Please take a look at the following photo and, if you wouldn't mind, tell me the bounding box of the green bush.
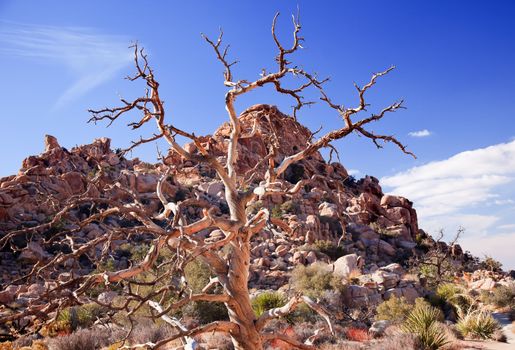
[481,255,503,272]
[182,258,228,324]
[280,200,300,215]
[290,262,342,298]
[184,258,212,293]
[182,300,228,324]
[312,240,345,260]
[51,303,106,334]
[376,296,413,324]
[246,200,263,215]
[456,309,500,339]
[484,284,515,309]
[402,303,448,349]
[251,292,286,317]
[436,283,472,314]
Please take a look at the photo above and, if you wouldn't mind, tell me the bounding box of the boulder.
[378,240,396,256]
[318,202,338,219]
[135,173,158,193]
[334,254,359,277]
[0,285,19,304]
[44,135,60,152]
[381,263,404,275]
[199,181,224,197]
[401,286,420,302]
[98,291,118,304]
[369,320,391,338]
[62,171,84,194]
[18,242,51,263]
[372,270,400,289]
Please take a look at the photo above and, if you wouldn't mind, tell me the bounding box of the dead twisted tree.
[0,13,414,349]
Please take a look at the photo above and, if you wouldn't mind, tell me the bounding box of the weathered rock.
[18,242,51,263]
[334,254,359,277]
[62,171,84,194]
[135,173,158,193]
[98,291,118,304]
[369,320,391,338]
[305,251,317,264]
[275,244,289,257]
[401,286,419,302]
[44,135,60,152]
[318,202,338,219]
[0,285,19,304]
[199,181,224,197]
[378,240,396,256]
[372,270,400,289]
[382,263,404,275]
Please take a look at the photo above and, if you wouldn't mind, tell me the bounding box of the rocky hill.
[1,104,513,348]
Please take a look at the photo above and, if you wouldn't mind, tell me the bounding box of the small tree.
[0,13,413,349]
[411,228,464,288]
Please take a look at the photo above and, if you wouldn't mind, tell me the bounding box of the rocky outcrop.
[0,104,491,303]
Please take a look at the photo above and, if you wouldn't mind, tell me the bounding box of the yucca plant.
[456,309,500,339]
[251,291,286,317]
[402,303,449,350]
[436,283,473,315]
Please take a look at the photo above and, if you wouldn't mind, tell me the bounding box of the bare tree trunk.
[224,238,265,350]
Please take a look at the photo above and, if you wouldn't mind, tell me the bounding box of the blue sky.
[0,1,514,268]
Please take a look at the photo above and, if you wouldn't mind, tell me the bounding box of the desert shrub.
[182,258,228,323]
[484,284,515,309]
[49,303,106,334]
[481,255,502,272]
[436,283,472,314]
[312,240,345,260]
[456,309,500,339]
[376,296,413,324]
[345,327,370,342]
[245,200,263,215]
[271,205,283,219]
[182,301,228,324]
[402,303,449,349]
[290,262,341,298]
[118,243,150,263]
[369,332,421,350]
[46,328,116,350]
[251,292,286,317]
[280,200,300,215]
[184,258,211,293]
[129,322,174,345]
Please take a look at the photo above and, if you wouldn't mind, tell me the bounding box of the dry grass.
[46,328,118,350]
[369,332,421,350]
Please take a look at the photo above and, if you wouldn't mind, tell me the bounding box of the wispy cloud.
[408,129,432,137]
[0,21,133,108]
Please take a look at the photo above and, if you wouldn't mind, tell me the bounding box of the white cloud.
[408,129,432,137]
[0,22,133,107]
[381,140,515,218]
[381,141,515,269]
